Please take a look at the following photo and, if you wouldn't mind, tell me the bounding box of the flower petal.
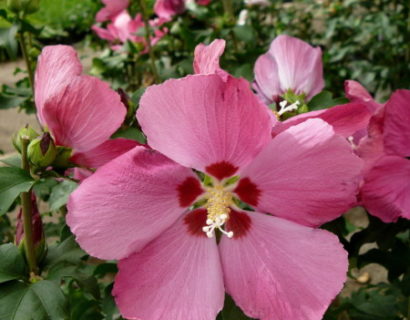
[42,75,126,152]
[254,35,323,103]
[113,216,224,320]
[272,102,372,138]
[383,89,410,158]
[96,0,129,22]
[361,156,410,222]
[67,146,204,260]
[344,80,381,113]
[237,119,363,227]
[70,138,140,168]
[193,39,229,80]
[138,74,273,178]
[34,45,82,124]
[154,0,185,19]
[219,210,347,320]
[91,25,116,41]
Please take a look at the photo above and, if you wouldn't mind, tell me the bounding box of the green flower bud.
[6,0,23,13]
[27,132,57,167]
[53,146,73,168]
[23,0,40,14]
[13,126,39,153]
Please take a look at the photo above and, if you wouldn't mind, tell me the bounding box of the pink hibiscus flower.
[254,35,324,105]
[356,89,410,222]
[34,45,136,168]
[67,73,363,319]
[154,0,211,20]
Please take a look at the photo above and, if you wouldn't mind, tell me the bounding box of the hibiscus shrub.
[0,1,409,320]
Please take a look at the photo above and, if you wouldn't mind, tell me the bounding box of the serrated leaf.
[0,167,35,215]
[0,243,26,283]
[48,180,78,211]
[0,280,67,320]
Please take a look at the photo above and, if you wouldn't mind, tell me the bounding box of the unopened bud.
[13,126,39,153]
[52,146,73,168]
[23,0,40,14]
[27,132,57,167]
[7,0,40,14]
[15,195,46,264]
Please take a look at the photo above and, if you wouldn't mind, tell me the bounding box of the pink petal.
[193,39,229,81]
[197,0,211,4]
[254,35,324,103]
[35,45,82,124]
[383,90,410,157]
[137,75,273,178]
[92,25,116,41]
[219,210,348,320]
[154,0,185,19]
[96,0,129,22]
[360,156,410,222]
[70,138,140,168]
[272,102,372,138]
[237,119,363,227]
[344,80,381,113]
[67,146,203,260]
[42,75,126,152]
[112,10,133,42]
[113,216,224,320]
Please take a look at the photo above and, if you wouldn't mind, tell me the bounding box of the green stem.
[18,30,35,95]
[222,0,234,23]
[137,0,159,83]
[20,137,38,275]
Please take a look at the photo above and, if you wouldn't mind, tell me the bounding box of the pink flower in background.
[96,0,129,23]
[254,35,324,104]
[357,90,410,222]
[34,45,134,168]
[67,73,363,319]
[154,0,211,20]
[193,38,229,80]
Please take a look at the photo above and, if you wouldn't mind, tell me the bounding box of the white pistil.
[278,100,300,116]
[203,185,234,238]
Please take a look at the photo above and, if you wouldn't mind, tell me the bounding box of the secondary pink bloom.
[68,74,362,319]
[96,0,129,22]
[93,11,167,51]
[154,0,211,19]
[34,45,126,155]
[358,90,410,222]
[254,35,324,104]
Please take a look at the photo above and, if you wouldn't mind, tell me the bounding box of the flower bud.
[13,126,39,153]
[6,0,23,13]
[7,0,40,14]
[27,132,57,167]
[23,0,40,14]
[52,146,73,168]
[15,195,46,264]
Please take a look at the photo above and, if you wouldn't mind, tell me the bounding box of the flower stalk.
[17,25,35,95]
[137,0,159,83]
[20,136,38,275]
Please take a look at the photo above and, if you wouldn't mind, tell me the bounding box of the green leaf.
[44,236,86,269]
[0,243,26,283]
[112,127,146,144]
[308,91,333,110]
[0,280,67,320]
[0,167,35,215]
[48,180,78,211]
[0,154,22,167]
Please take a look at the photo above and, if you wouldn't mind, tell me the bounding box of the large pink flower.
[67,74,363,319]
[357,90,410,222]
[254,35,324,105]
[34,45,130,166]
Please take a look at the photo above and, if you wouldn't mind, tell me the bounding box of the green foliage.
[0,243,26,283]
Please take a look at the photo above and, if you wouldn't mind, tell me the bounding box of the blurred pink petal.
[220,210,347,320]
[96,0,129,22]
[196,0,211,4]
[272,102,372,138]
[237,119,362,227]
[67,146,204,260]
[138,75,273,179]
[42,75,125,152]
[113,216,224,320]
[254,35,324,104]
[35,45,82,124]
[193,39,229,80]
[360,156,410,222]
[91,25,116,41]
[71,138,140,168]
[154,0,185,19]
[383,89,410,158]
[344,80,381,113]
